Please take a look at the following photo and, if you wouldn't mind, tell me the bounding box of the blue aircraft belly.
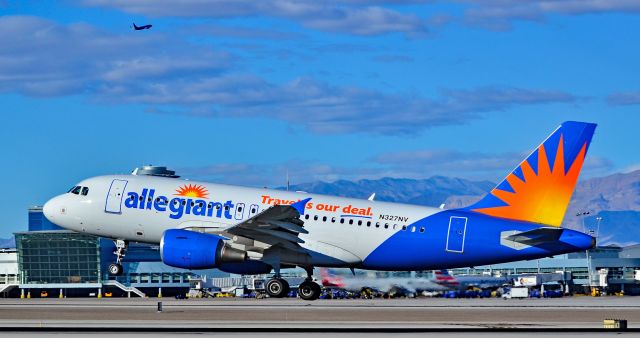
[361,210,593,271]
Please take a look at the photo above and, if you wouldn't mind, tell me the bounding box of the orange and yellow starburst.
[473,134,587,227]
[174,184,209,199]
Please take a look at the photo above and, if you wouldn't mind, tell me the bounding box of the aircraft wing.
[223,198,311,255]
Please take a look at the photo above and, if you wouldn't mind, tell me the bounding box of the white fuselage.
[44,174,441,267]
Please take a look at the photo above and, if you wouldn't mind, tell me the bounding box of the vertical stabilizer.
[466,121,597,227]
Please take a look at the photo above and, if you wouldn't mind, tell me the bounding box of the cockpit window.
[68,186,78,193]
[81,187,89,196]
[70,186,82,195]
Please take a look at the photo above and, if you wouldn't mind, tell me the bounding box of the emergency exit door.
[105,179,128,214]
[446,216,467,253]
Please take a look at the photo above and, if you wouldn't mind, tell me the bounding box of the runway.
[0,296,637,332]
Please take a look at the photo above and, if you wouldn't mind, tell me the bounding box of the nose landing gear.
[108,239,128,276]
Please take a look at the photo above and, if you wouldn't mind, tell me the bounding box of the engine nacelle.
[160,229,246,269]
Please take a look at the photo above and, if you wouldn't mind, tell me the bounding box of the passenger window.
[402,225,407,231]
[375,222,380,228]
[384,223,389,229]
[420,227,425,233]
[340,219,345,224]
[367,221,371,227]
[81,187,89,196]
[131,195,136,201]
[331,217,336,223]
[322,216,327,222]
[224,205,229,210]
[182,200,186,206]
[358,220,362,226]
[139,196,144,201]
[208,202,213,208]
[411,226,416,233]
[305,214,310,220]
[393,224,397,230]
[349,219,354,225]
[314,215,318,221]
[71,186,82,195]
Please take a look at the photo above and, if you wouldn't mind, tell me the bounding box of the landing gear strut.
[297,266,321,301]
[108,239,127,276]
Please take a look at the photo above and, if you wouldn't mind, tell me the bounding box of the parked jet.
[433,270,512,290]
[321,269,509,295]
[43,121,597,300]
[132,22,152,30]
[320,268,448,296]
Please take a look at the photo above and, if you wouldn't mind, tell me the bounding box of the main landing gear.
[297,280,322,301]
[108,239,128,276]
[297,266,321,301]
[264,266,321,300]
[265,277,290,298]
[264,266,322,300]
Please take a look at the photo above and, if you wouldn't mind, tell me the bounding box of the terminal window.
[16,232,100,284]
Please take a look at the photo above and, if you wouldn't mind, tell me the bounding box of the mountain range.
[287,170,640,246]
[2,170,638,248]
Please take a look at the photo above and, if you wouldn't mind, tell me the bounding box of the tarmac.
[0,296,638,336]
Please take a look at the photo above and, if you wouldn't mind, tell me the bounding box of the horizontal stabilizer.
[505,227,563,246]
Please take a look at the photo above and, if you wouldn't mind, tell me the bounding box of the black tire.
[108,263,123,276]
[266,278,290,298]
[298,281,321,300]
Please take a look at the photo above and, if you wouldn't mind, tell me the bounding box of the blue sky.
[1,1,639,236]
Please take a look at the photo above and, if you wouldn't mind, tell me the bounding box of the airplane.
[433,270,512,290]
[320,268,449,296]
[320,269,509,296]
[43,121,597,300]
[132,22,152,30]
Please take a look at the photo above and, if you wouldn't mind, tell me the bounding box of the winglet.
[291,198,312,215]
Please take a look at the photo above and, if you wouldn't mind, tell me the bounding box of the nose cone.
[43,195,63,224]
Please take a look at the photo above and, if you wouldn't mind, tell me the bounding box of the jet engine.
[160,229,246,269]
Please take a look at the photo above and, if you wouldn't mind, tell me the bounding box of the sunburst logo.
[473,134,587,227]
[174,184,209,199]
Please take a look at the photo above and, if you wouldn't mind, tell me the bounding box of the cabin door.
[105,179,128,214]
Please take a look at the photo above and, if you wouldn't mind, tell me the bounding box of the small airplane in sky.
[132,22,152,30]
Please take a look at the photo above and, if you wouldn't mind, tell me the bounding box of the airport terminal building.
[0,207,227,298]
[1,206,640,298]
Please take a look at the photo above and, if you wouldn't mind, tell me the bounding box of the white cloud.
[458,0,640,30]
[80,0,429,37]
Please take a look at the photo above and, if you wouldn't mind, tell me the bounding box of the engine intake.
[160,229,246,269]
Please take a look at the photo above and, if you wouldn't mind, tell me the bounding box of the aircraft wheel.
[298,281,321,300]
[266,278,290,298]
[108,263,123,276]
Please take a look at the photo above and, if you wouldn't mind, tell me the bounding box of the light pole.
[576,211,594,288]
